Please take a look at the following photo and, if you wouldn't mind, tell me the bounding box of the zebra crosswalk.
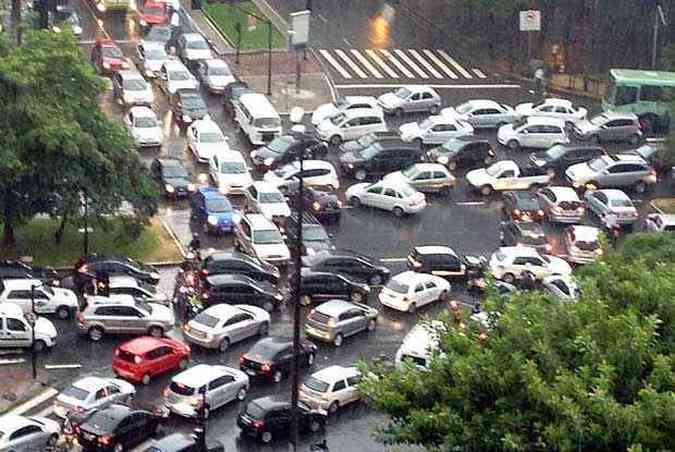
[317,48,487,82]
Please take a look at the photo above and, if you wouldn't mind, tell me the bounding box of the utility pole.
[652,4,666,69]
[10,0,21,46]
[30,284,38,379]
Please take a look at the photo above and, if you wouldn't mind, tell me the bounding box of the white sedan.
[0,415,61,450]
[311,96,381,126]
[488,246,572,283]
[209,150,253,195]
[378,271,450,313]
[399,115,473,145]
[345,180,426,217]
[187,118,229,163]
[53,376,135,419]
[263,160,340,190]
[135,41,170,78]
[515,98,587,124]
[124,106,163,149]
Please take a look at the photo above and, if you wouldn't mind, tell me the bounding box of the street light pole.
[267,21,273,96]
[83,190,89,257]
[30,284,38,379]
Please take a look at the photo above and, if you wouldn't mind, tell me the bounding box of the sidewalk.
[0,361,56,415]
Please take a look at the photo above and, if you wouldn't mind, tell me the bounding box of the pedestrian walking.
[534,67,546,97]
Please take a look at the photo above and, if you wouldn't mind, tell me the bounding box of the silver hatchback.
[304,300,377,347]
[573,112,642,145]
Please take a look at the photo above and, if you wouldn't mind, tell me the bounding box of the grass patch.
[203,1,286,50]
[0,217,182,267]
[652,198,675,215]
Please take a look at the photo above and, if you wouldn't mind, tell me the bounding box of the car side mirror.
[161,73,168,81]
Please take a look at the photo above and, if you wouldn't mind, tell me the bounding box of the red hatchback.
[112,336,190,385]
[139,0,169,29]
[90,38,128,75]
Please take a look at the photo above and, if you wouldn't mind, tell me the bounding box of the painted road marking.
[45,364,83,369]
[393,49,428,78]
[472,68,487,79]
[422,49,458,79]
[456,201,485,206]
[9,388,59,416]
[437,50,473,79]
[408,49,443,78]
[319,50,352,79]
[333,83,521,89]
[365,49,398,78]
[334,49,368,79]
[350,49,383,78]
[378,49,415,78]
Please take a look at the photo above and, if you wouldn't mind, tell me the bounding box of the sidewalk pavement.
[0,361,56,415]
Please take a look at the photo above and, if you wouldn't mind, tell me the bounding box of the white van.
[0,304,57,352]
[394,320,446,370]
[316,108,387,145]
[234,93,282,145]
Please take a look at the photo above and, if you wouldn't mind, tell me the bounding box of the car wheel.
[439,290,449,302]
[114,443,124,452]
[330,135,342,146]
[179,358,189,370]
[300,295,312,306]
[148,326,163,338]
[367,319,376,331]
[333,333,344,347]
[261,431,273,444]
[349,196,361,207]
[395,107,404,117]
[591,134,601,144]
[502,273,516,284]
[47,433,58,447]
[480,185,493,196]
[219,337,230,352]
[392,206,404,217]
[351,291,363,302]
[236,386,247,401]
[429,104,440,115]
[307,352,315,366]
[369,274,383,285]
[32,339,46,353]
[447,161,457,171]
[629,134,640,146]
[142,374,151,385]
[414,137,424,148]
[56,305,71,320]
[634,181,647,194]
[408,302,417,313]
[272,370,283,383]
[507,140,519,151]
[258,322,269,336]
[328,401,339,415]
[88,326,104,342]
[354,169,367,181]
[262,301,274,312]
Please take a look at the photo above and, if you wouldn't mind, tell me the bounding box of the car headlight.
[96,3,106,12]
[347,163,354,169]
[438,156,449,164]
[165,184,175,193]
[139,19,147,26]
[187,183,196,192]
[207,215,218,225]
[103,62,111,69]
[306,248,316,255]
[72,26,82,34]
[312,201,321,211]
[183,115,192,122]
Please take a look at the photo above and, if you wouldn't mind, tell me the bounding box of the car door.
[525,256,547,278]
[493,169,516,191]
[330,379,350,406]
[229,313,253,343]
[209,154,219,182]
[8,424,46,451]
[3,290,32,314]
[420,91,435,111]
[411,171,432,191]
[361,185,382,208]
[603,163,628,186]
[276,347,293,374]
[105,382,126,405]
[381,187,398,211]
[587,191,608,216]
[411,282,429,307]
[5,317,32,347]
[483,108,502,127]
[115,306,145,333]
[345,374,362,404]
[208,374,233,408]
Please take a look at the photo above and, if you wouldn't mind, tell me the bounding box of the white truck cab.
[0,304,57,351]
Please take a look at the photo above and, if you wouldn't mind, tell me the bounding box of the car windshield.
[399,185,416,197]
[440,139,463,153]
[253,117,281,128]
[86,410,122,430]
[304,377,330,393]
[395,87,411,98]
[610,198,633,208]
[588,157,610,172]
[544,145,567,160]
[123,79,147,91]
[169,70,189,81]
[146,27,171,42]
[356,134,376,147]
[209,65,231,76]
[454,102,473,114]
[245,401,265,419]
[146,48,167,60]
[181,95,205,109]
[303,225,328,241]
[419,118,433,129]
[61,385,90,401]
[164,165,187,178]
[329,113,347,125]
[187,39,209,49]
[205,197,231,213]
[219,161,247,174]
[138,279,157,294]
[266,136,293,154]
[515,194,540,210]
[194,312,220,328]
[486,163,503,177]
[359,143,382,159]
[385,278,409,294]
[259,192,284,204]
[135,299,152,313]
[401,166,418,178]
[102,47,123,58]
[169,382,196,396]
[253,229,283,245]
[199,132,224,143]
[590,114,609,125]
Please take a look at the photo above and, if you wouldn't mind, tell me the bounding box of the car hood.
[218,172,253,188]
[167,79,197,93]
[574,119,596,135]
[340,140,364,153]
[465,168,490,185]
[185,48,213,60]
[144,59,165,73]
[515,103,534,114]
[546,255,573,275]
[345,183,370,198]
[383,171,408,184]
[378,92,402,108]
[262,171,286,186]
[565,162,595,183]
[194,142,221,159]
[207,75,235,88]
[252,243,290,259]
[182,107,208,118]
[134,127,162,141]
[35,317,57,338]
[54,287,79,306]
[311,104,340,125]
[399,122,421,138]
[339,151,364,164]
[304,240,335,254]
[165,177,189,188]
[497,123,516,138]
[259,202,291,218]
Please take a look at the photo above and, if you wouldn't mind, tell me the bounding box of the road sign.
[519,10,541,31]
[290,9,310,48]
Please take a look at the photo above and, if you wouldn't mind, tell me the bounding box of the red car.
[90,38,128,75]
[112,336,190,385]
[138,0,170,29]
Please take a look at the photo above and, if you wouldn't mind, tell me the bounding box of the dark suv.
[240,337,317,383]
[221,80,253,117]
[528,144,606,176]
[406,245,484,279]
[295,268,370,306]
[200,252,281,285]
[339,141,421,180]
[501,191,545,222]
[201,274,283,312]
[338,130,402,154]
[301,251,390,285]
[249,134,328,171]
[426,137,496,170]
[237,397,324,444]
[287,185,342,222]
[169,89,208,127]
[285,212,334,257]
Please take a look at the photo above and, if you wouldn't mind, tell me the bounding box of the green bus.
[602,69,675,134]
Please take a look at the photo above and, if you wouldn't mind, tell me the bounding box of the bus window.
[640,85,663,102]
[615,86,637,106]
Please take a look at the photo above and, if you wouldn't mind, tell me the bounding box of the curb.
[160,218,188,260]
[2,386,58,416]
[201,9,235,49]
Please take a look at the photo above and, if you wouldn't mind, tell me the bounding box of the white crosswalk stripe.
[365,49,398,78]
[472,68,487,79]
[350,49,384,78]
[319,49,352,79]
[335,49,368,79]
[379,50,415,78]
[393,49,428,78]
[437,50,473,79]
[408,49,443,78]
[422,49,458,79]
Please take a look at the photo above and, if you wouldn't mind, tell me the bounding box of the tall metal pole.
[652,7,659,69]
[296,50,302,93]
[200,388,207,450]
[30,285,37,379]
[267,20,272,96]
[10,0,21,46]
[83,191,89,256]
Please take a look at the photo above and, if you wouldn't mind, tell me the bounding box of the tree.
[0,30,158,245]
[360,235,675,451]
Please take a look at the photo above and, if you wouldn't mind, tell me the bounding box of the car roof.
[514,221,544,233]
[541,98,573,107]
[497,246,541,257]
[205,273,256,285]
[200,303,241,319]
[548,186,580,201]
[176,88,201,98]
[204,58,228,67]
[207,251,258,264]
[0,303,25,316]
[143,41,166,50]
[465,99,502,109]
[342,108,383,118]
[251,180,282,192]
[507,190,538,201]
[597,188,631,200]
[72,376,108,392]
[611,153,647,163]
[86,294,136,306]
[391,270,432,285]
[0,414,37,431]
[249,396,289,411]
[414,245,458,256]
[400,320,445,350]
[251,336,292,353]
[282,160,335,171]
[162,60,188,70]
[310,365,360,383]
[568,225,600,241]
[108,275,139,288]
[595,111,638,120]
[217,150,247,163]
[119,336,173,354]
[402,84,436,93]
[244,213,277,229]
[407,163,448,173]
[524,116,566,126]
[193,118,221,132]
[129,106,156,117]
[172,364,233,387]
[1,278,43,289]
[342,95,376,103]
[315,299,357,316]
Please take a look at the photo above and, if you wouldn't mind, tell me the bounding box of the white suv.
[299,365,362,415]
[497,117,569,151]
[0,278,79,319]
[209,150,253,195]
[316,108,387,145]
[0,304,57,352]
[244,181,291,222]
[488,246,572,284]
[233,214,291,266]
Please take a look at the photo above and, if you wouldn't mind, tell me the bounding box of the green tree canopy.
[361,234,675,451]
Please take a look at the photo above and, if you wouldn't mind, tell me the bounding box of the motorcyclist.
[189,233,201,255]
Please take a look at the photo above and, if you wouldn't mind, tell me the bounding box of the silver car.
[383,163,456,195]
[377,85,442,115]
[304,299,377,347]
[573,112,642,145]
[0,414,60,451]
[183,304,271,352]
[442,99,518,128]
[562,225,603,264]
[584,189,639,227]
[565,154,657,193]
[164,364,249,418]
[299,365,362,415]
[537,186,585,223]
[107,275,169,305]
[53,376,136,419]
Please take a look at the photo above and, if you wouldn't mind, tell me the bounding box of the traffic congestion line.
[333,83,521,89]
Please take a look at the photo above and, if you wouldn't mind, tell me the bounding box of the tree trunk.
[54,214,68,244]
[2,221,14,246]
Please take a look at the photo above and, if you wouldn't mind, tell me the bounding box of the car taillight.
[134,356,143,364]
[513,209,521,217]
[74,426,80,435]
[99,434,112,445]
[650,169,656,177]
[632,211,639,217]
[163,388,169,397]
[190,397,202,407]
[576,206,585,213]
[76,312,86,326]
[201,269,208,276]
[411,259,422,268]
[545,243,552,253]
[114,349,119,357]
[202,292,209,299]
[261,362,271,372]
[252,420,265,429]
[537,209,544,217]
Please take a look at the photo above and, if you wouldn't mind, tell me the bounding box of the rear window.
[117,349,137,363]
[194,312,220,328]
[245,401,265,419]
[400,354,427,367]
[248,341,284,361]
[169,382,196,396]
[385,279,409,294]
[304,377,330,393]
[61,385,90,401]
[85,411,120,430]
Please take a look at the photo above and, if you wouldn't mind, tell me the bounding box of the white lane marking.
[333,83,521,89]
[0,358,24,364]
[378,49,414,78]
[9,388,59,416]
[422,49,458,79]
[343,38,352,47]
[437,50,473,79]
[319,50,352,79]
[408,49,442,78]
[334,49,368,79]
[36,406,54,418]
[380,257,408,262]
[365,49,398,78]
[317,13,328,23]
[45,364,83,369]
[472,68,487,79]
[456,201,485,206]
[393,49,428,78]
[350,49,383,78]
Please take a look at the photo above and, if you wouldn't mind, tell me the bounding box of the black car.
[499,220,551,253]
[286,212,335,257]
[221,80,253,116]
[0,260,59,285]
[78,255,160,285]
[287,185,342,222]
[169,89,209,126]
[238,397,324,444]
[240,337,317,383]
[301,251,390,285]
[337,130,402,154]
[74,404,162,452]
[199,252,281,285]
[151,158,194,197]
[249,134,328,171]
[406,245,485,279]
[339,141,421,181]
[201,274,283,312]
[142,432,225,452]
[426,137,496,170]
[294,268,370,305]
[501,191,545,222]
[528,144,606,176]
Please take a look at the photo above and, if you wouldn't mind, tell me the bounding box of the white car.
[315,108,387,145]
[378,271,450,313]
[377,85,442,115]
[643,213,675,232]
[234,214,291,266]
[562,225,603,264]
[299,365,362,415]
[107,275,170,305]
[394,320,446,369]
[183,304,270,351]
[0,414,61,450]
[177,32,213,62]
[442,99,518,128]
[159,60,198,94]
[124,106,162,148]
[208,151,253,195]
[311,96,381,126]
[112,70,154,106]
[135,41,171,78]
[383,163,456,195]
[0,278,78,320]
[53,376,135,419]
[187,119,229,163]
[542,275,580,301]
[497,117,569,151]
[263,160,340,191]
[245,181,291,221]
[584,189,640,226]
[488,246,572,284]
[515,98,587,124]
[399,115,474,145]
[345,180,426,217]
[195,58,236,94]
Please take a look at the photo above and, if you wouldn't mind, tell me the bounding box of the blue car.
[190,187,237,234]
